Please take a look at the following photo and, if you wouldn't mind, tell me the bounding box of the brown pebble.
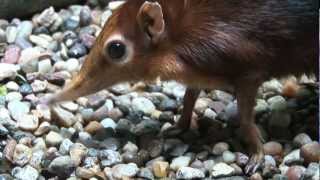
[153,161,169,178]
[285,166,305,180]
[4,139,17,162]
[300,142,320,164]
[84,121,103,134]
[282,80,300,97]
[263,141,283,158]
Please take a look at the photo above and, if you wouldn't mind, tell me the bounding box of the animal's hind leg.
[235,80,264,174]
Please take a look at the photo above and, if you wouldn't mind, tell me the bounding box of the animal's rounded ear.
[137,1,165,43]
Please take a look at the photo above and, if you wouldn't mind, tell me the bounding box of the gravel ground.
[0,1,319,180]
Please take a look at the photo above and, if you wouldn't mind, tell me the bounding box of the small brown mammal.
[46,0,318,173]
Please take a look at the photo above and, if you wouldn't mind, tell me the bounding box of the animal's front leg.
[161,88,200,137]
[235,82,264,175]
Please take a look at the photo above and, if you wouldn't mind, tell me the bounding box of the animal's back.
[168,0,318,79]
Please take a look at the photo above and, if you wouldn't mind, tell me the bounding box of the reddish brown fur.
[47,0,318,174]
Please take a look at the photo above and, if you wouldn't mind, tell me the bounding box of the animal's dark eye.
[107,41,127,60]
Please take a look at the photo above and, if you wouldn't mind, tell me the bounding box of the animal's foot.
[244,151,264,175]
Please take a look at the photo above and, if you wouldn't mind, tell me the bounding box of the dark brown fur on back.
[118,0,318,81]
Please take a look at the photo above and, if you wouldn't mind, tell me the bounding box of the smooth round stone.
[282,149,301,165]
[38,59,52,74]
[123,141,138,154]
[263,142,283,158]
[6,26,18,43]
[7,100,30,120]
[162,81,186,99]
[31,80,47,93]
[99,149,122,167]
[17,114,39,131]
[159,98,178,111]
[101,118,117,130]
[222,151,236,164]
[46,131,63,146]
[211,162,235,178]
[111,163,139,179]
[3,45,21,64]
[34,121,50,136]
[152,161,169,178]
[293,133,312,148]
[36,7,58,27]
[64,16,80,30]
[300,142,320,164]
[65,58,80,72]
[176,167,205,179]
[59,139,74,155]
[170,156,191,171]
[0,63,19,81]
[60,101,79,112]
[5,81,19,91]
[16,21,33,39]
[48,156,75,177]
[80,33,95,48]
[267,96,287,112]
[69,143,88,166]
[5,92,23,102]
[33,26,49,35]
[12,165,39,180]
[212,142,230,155]
[13,144,32,166]
[80,108,94,121]
[52,106,77,127]
[255,99,269,114]
[29,34,52,49]
[131,97,156,115]
[15,37,33,49]
[264,155,277,167]
[84,121,103,134]
[285,166,305,180]
[80,6,92,26]
[18,84,32,96]
[75,167,95,179]
[67,43,87,58]
[262,79,283,93]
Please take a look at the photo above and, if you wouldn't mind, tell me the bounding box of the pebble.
[267,95,287,112]
[170,156,191,171]
[38,59,52,74]
[29,35,51,48]
[16,21,33,39]
[99,149,122,167]
[3,45,20,64]
[303,163,319,180]
[52,106,77,127]
[68,43,87,58]
[112,163,139,179]
[13,144,32,166]
[17,114,39,131]
[65,58,80,72]
[162,81,186,99]
[45,131,63,146]
[60,101,79,112]
[5,92,23,102]
[31,80,47,93]
[138,167,154,179]
[176,167,205,179]
[48,156,75,177]
[101,118,117,130]
[123,141,139,154]
[29,150,45,170]
[84,121,103,134]
[293,133,312,148]
[0,28,6,43]
[0,63,19,81]
[282,149,301,166]
[80,7,92,26]
[19,83,33,95]
[222,151,236,164]
[5,81,19,91]
[59,139,74,155]
[7,100,30,121]
[36,7,58,27]
[64,16,80,30]
[153,161,169,178]
[212,142,230,155]
[6,26,18,43]
[131,97,156,115]
[300,142,320,164]
[69,143,88,166]
[75,167,95,179]
[12,165,39,180]
[285,166,305,180]
[263,141,283,158]
[212,162,235,178]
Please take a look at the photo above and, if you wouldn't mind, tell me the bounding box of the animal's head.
[45,0,185,104]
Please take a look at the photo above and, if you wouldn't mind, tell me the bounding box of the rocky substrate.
[0,1,319,180]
